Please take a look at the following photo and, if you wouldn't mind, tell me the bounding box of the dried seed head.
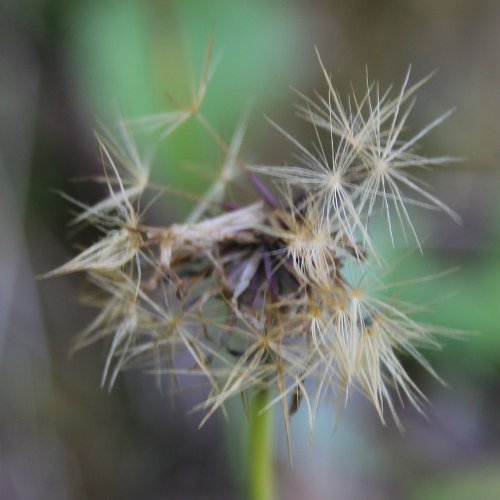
[45,49,461,446]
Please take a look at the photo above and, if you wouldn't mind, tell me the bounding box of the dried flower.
[47,49,460,444]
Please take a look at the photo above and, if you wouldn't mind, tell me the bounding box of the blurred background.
[1,0,500,498]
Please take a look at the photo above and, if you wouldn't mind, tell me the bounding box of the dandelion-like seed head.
[46,47,461,448]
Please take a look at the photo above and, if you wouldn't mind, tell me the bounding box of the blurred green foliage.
[413,461,500,500]
[67,0,304,194]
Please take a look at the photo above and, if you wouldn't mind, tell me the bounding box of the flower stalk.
[249,389,275,500]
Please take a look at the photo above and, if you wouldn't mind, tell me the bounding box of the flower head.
[46,51,460,444]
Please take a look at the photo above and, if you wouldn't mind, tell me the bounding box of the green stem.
[248,389,275,500]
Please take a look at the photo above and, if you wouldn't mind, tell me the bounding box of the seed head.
[45,49,461,446]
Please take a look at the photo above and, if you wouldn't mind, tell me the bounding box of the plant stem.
[248,389,275,500]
